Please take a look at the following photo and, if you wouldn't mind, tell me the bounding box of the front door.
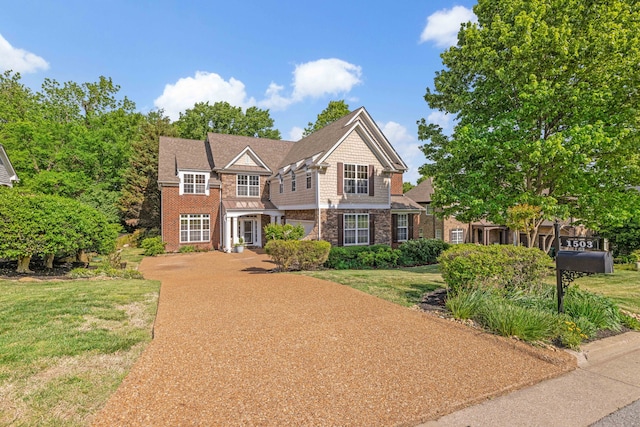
[239,218,257,245]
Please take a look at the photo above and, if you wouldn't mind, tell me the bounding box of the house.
[0,144,19,187]
[158,107,423,252]
[405,178,586,250]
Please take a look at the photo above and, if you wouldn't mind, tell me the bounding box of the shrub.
[264,223,305,241]
[477,298,558,342]
[140,237,166,256]
[265,240,299,271]
[398,239,450,266]
[297,240,331,270]
[563,286,622,332]
[179,245,196,253]
[325,244,400,269]
[445,289,488,320]
[439,244,553,294]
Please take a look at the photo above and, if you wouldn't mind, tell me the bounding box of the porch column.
[224,216,231,252]
[232,217,238,245]
[256,215,262,247]
[270,215,276,224]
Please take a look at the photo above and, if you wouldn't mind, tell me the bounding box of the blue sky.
[0,0,477,184]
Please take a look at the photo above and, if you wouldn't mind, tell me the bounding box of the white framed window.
[344,213,369,245]
[435,229,443,240]
[306,171,312,189]
[237,175,260,197]
[451,228,464,244]
[344,164,368,194]
[279,176,283,193]
[397,214,408,242]
[180,172,208,195]
[425,204,434,215]
[291,172,296,192]
[180,214,210,242]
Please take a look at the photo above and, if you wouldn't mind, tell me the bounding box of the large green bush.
[325,244,399,269]
[263,223,305,241]
[439,244,553,294]
[140,237,166,256]
[265,240,331,271]
[398,238,450,266]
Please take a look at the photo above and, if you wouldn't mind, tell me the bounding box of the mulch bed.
[0,259,84,280]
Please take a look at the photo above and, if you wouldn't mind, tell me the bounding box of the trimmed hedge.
[439,244,553,294]
[325,244,398,269]
[398,239,450,266]
[265,240,331,271]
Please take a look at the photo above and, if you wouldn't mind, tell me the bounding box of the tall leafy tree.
[419,0,640,240]
[175,101,281,140]
[119,110,177,229]
[303,100,350,137]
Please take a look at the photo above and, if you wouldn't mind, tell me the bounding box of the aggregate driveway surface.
[92,250,575,426]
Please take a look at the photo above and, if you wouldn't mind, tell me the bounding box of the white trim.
[343,213,369,246]
[223,146,271,172]
[180,214,211,243]
[271,203,391,210]
[236,174,260,197]
[178,171,210,196]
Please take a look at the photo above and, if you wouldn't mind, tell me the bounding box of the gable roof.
[0,144,19,187]
[278,107,407,172]
[158,137,215,184]
[405,178,435,203]
[207,133,294,173]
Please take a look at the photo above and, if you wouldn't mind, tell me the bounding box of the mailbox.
[556,250,613,274]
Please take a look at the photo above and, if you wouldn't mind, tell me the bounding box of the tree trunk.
[76,250,89,267]
[16,255,33,273]
[45,253,55,269]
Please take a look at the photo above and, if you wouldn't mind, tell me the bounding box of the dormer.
[178,170,211,196]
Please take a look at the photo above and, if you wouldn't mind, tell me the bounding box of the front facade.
[0,144,19,187]
[158,108,423,252]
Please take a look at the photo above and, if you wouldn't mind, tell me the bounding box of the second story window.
[344,164,368,194]
[306,171,312,189]
[181,172,207,195]
[291,172,296,192]
[279,176,283,193]
[237,174,260,197]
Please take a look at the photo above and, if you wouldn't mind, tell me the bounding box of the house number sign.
[560,237,598,250]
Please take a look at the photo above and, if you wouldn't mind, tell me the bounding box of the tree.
[303,100,350,137]
[419,0,640,239]
[403,182,415,193]
[175,101,281,140]
[119,110,177,229]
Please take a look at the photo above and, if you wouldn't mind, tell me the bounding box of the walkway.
[92,250,574,426]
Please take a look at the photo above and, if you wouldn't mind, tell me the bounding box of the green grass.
[0,278,159,426]
[571,269,640,314]
[298,265,445,307]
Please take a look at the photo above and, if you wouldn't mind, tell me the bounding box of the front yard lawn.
[573,269,640,314]
[298,264,445,307]
[0,277,159,426]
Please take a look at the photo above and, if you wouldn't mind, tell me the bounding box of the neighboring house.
[405,178,585,250]
[158,107,423,252]
[0,144,19,187]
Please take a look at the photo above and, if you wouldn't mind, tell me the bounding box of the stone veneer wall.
[284,210,318,240]
[321,209,391,247]
[161,185,221,252]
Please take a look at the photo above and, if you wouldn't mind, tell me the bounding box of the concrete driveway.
[92,250,575,426]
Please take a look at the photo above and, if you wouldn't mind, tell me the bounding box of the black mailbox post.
[554,222,613,313]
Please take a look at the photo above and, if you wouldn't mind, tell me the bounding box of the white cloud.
[288,126,304,141]
[420,6,477,48]
[378,121,424,185]
[260,58,362,110]
[154,71,256,121]
[427,110,454,133]
[0,34,49,74]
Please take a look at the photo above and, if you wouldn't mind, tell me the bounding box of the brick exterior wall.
[161,185,221,252]
[391,173,403,196]
[322,208,392,247]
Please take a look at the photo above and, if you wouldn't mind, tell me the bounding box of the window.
[306,171,312,189]
[291,172,296,192]
[237,175,260,197]
[279,176,283,193]
[396,214,408,242]
[451,228,464,244]
[425,204,434,215]
[344,214,369,245]
[180,214,210,242]
[435,229,443,240]
[344,164,368,194]
[182,173,207,194]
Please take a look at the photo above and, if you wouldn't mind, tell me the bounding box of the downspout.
[316,168,321,240]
